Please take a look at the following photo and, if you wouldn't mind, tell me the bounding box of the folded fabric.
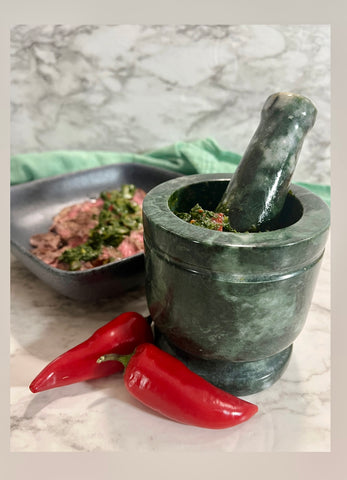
[10,137,330,206]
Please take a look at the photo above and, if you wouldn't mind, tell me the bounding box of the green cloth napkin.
[11,138,330,206]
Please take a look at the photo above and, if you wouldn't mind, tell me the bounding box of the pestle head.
[262,92,317,130]
[217,92,317,232]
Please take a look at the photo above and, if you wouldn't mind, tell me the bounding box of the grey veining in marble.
[10,25,330,184]
[10,233,331,452]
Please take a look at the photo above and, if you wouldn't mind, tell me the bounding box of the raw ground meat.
[30,188,146,270]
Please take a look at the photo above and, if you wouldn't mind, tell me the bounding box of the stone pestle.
[216,92,317,232]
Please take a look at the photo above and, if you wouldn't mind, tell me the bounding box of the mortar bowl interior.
[168,179,304,230]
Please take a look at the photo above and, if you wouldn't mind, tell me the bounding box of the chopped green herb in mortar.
[176,204,237,232]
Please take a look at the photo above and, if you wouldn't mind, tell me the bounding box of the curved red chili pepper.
[98,343,258,429]
[29,312,153,393]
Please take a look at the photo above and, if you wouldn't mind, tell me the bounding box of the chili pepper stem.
[97,353,133,368]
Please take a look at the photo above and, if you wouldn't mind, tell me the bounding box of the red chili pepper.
[97,343,258,429]
[29,312,153,393]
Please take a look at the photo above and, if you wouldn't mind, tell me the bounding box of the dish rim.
[11,162,182,276]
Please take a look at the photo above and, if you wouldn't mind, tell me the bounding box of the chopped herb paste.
[176,204,237,232]
[59,184,143,270]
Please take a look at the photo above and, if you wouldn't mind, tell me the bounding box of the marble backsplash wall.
[10,24,330,184]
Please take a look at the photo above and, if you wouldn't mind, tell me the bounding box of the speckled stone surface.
[217,92,317,232]
[143,174,330,394]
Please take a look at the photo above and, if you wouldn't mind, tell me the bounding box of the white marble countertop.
[10,234,330,452]
[11,25,330,185]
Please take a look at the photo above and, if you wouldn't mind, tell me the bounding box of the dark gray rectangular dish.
[11,163,181,301]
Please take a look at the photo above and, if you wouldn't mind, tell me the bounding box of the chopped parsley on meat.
[30,184,146,271]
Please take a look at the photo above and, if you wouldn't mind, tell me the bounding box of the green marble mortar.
[142,175,330,395]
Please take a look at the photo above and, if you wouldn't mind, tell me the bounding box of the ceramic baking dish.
[11,162,181,301]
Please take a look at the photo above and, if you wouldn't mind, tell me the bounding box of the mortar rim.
[143,173,330,249]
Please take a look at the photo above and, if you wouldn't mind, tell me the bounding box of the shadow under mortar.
[142,174,330,395]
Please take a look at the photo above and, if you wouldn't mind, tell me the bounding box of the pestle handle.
[216,92,317,232]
